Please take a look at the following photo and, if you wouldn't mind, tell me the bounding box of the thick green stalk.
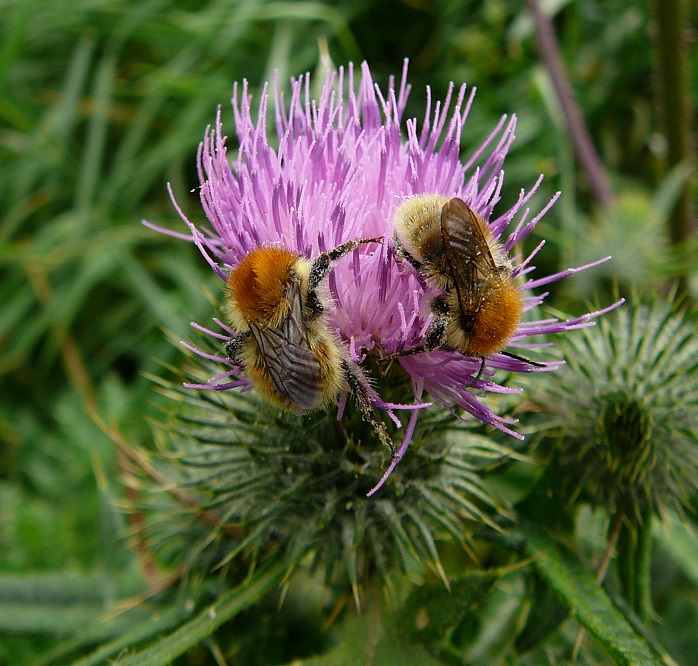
[653,0,694,297]
[617,512,653,623]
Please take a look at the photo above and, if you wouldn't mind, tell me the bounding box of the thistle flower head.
[542,295,698,519]
[146,59,618,493]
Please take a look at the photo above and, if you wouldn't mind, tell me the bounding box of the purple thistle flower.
[146,59,620,496]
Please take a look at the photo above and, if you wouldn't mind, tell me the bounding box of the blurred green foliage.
[0,0,695,664]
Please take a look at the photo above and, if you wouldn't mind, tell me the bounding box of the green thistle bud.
[595,393,655,488]
[540,295,698,520]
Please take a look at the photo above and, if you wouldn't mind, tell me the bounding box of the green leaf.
[293,609,446,666]
[0,601,105,637]
[514,572,568,654]
[0,572,113,605]
[0,572,138,637]
[397,571,501,645]
[66,605,189,666]
[522,523,670,665]
[113,559,285,666]
[655,513,698,587]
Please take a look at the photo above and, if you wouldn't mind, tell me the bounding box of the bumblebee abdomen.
[238,318,346,414]
[467,279,522,356]
[309,334,346,404]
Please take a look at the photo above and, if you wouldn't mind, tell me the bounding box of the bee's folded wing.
[249,282,325,412]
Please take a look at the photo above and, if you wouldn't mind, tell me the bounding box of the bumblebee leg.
[393,237,433,290]
[500,350,545,369]
[393,237,423,272]
[463,356,486,388]
[380,344,428,362]
[423,297,450,350]
[380,297,449,362]
[341,359,395,457]
[224,333,250,366]
[308,237,382,291]
[463,352,543,388]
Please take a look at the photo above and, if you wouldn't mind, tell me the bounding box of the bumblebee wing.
[440,197,499,327]
[249,282,324,412]
[441,198,498,281]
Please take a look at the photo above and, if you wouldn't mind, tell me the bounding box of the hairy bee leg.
[394,243,422,273]
[341,359,395,457]
[225,333,250,365]
[393,238,431,289]
[308,237,382,291]
[306,237,382,321]
[380,344,428,363]
[424,297,450,347]
[379,300,449,362]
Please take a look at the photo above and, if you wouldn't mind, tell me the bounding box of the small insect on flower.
[224,238,395,454]
[389,194,539,383]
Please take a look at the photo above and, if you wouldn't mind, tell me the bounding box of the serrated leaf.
[112,559,285,666]
[655,514,698,587]
[514,572,568,653]
[522,523,670,665]
[397,570,501,645]
[0,602,105,637]
[289,608,445,666]
[66,605,189,666]
[0,572,114,605]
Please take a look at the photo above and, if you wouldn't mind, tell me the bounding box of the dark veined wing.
[248,281,324,412]
[440,197,499,329]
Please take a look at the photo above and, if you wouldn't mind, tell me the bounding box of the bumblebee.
[224,238,394,453]
[391,194,536,382]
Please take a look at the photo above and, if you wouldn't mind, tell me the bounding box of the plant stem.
[526,0,615,209]
[572,510,624,660]
[617,511,653,623]
[652,0,694,298]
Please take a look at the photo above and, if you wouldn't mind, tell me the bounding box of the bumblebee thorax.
[227,247,305,328]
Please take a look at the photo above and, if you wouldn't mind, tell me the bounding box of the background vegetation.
[0,0,695,664]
